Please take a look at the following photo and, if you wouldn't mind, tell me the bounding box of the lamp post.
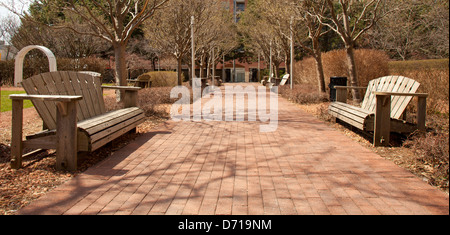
[232,0,237,83]
[290,16,294,89]
[191,16,195,80]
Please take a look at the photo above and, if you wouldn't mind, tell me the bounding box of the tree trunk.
[177,57,183,86]
[314,52,326,93]
[285,54,290,75]
[114,42,127,86]
[345,45,361,103]
[114,42,128,101]
[274,63,280,79]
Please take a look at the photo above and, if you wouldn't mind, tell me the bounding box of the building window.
[236,3,245,12]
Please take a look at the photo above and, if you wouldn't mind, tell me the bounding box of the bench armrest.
[102,85,141,91]
[374,91,427,135]
[373,91,428,97]
[9,94,83,102]
[334,86,366,90]
[102,86,140,107]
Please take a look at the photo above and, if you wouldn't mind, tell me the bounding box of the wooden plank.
[56,101,78,171]
[10,99,23,169]
[42,72,59,96]
[60,71,86,121]
[328,104,369,124]
[90,117,145,151]
[328,109,365,130]
[123,90,139,108]
[79,73,102,117]
[392,80,421,119]
[29,74,57,129]
[50,72,67,95]
[9,94,83,102]
[26,129,56,140]
[81,109,144,135]
[89,113,145,142]
[93,75,106,114]
[23,135,57,149]
[389,119,418,133]
[385,76,399,92]
[390,77,413,115]
[328,107,367,124]
[361,79,376,111]
[331,102,374,116]
[417,96,427,132]
[329,107,369,123]
[21,77,56,130]
[74,72,96,119]
[77,130,90,152]
[368,76,389,111]
[328,107,369,122]
[102,86,141,91]
[77,107,142,130]
[335,88,347,103]
[388,76,407,117]
[374,95,391,147]
[68,71,91,120]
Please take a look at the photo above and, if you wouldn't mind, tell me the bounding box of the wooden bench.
[328,76,428,147]
[9,71,145,171]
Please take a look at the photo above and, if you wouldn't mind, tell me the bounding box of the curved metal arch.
[14,45,57,87]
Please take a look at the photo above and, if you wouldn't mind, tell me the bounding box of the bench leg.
[56,101,78,171]
[417,97,427,132]
[10,100,23,169]
[374,95,391,147]
[123,90,138,108]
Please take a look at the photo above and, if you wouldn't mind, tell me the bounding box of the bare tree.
[313,0,384,102]
[291,0,330,93]
[145,0,236,85]
[368,0,448,60]
[238,0,287,79]
[3,0,168,96]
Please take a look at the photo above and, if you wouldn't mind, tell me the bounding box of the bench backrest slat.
[22,71,106,130]
[361,76,420,119]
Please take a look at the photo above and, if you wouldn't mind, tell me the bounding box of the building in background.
[218,0,285,83]
[0,40,18,61]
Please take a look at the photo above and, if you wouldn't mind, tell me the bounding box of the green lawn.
[1,90,34,112]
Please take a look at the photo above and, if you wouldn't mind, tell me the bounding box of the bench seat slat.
[328,103,371,130]
[89,112,145,143]
[330,102,374,116]
[77,107,142,131]
[90,117,145,151]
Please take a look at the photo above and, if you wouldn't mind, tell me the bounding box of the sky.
[0,0,30,42]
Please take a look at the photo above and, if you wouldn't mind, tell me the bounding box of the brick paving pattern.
[17,84,449,215]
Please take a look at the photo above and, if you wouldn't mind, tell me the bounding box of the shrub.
[294,49,390,90]
[0,57,109,85]
[104,86,178,118]
[137,71,179,87]
[279,84,328,105]
[388,59,449,114]
[403,131,449,190]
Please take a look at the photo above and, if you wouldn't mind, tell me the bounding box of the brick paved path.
[17,84,448,215]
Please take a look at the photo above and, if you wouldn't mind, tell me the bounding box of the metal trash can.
[329,77,347,102]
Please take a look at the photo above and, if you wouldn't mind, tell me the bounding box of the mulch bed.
[0,116,167,215]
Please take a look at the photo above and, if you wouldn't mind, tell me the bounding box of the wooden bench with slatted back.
[328,75,428,147]
[9,71,145,171]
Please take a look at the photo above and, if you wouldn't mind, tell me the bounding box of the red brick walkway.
[17,84,449,215]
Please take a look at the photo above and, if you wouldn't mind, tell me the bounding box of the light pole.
[191,16,195,80]
[232,0,237,83]
[290,16,294,89]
